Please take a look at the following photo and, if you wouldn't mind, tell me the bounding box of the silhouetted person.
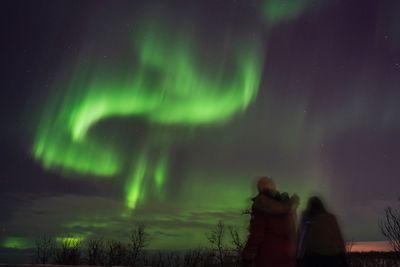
[297,196,347,267]
[242,177,300,267]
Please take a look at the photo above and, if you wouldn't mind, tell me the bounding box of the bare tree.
[183,248,207,267]
[380,204,400,254]
[345,239,355,254]
[150,251,182,267]
[105,240,127,266]
[127,223,150,266]
[229,226,244,265]
[183,247,214,267]
[33,234,55,264]
[85,237,105,265]
[151,252,167,267]
[54,237,82,265]
[206,220,227,267]
[141,251,151,267]
[167,252,182,267]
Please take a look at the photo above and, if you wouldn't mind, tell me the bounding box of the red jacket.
[242,195,297,267]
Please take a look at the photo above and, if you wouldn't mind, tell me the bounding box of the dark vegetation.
[347,252,400,267]
[29,221,400,267]
[380,199,400,255]
[4,200,399,266]
[31,222,244,267]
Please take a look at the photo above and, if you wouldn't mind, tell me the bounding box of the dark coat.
[242,194,297,267]
[297,212,347,267]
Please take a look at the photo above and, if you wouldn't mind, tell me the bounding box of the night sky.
[1,0,400,255]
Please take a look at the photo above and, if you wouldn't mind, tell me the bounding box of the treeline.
[32,222,244,267]
[31,222,400,267]
[347,252,400,267]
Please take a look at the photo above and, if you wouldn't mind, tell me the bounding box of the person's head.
[304,196,327,217]
[257,176,276,193]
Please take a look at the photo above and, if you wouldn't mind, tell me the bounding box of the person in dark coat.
[297,196,347,267]
[242,177,300,267]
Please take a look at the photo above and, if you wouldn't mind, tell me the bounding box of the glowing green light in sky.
[32,16,263,209]
[126,155,148,209]
[33,126,120,177]
[154,156,168,193]
[56,236,84,247]
[68,32,262,140]
[262,0,314,24]
[1,237,31,249]
[64,221,108,229]
[125,151,170,208]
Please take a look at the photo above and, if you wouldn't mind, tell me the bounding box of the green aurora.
[261,0,331,26]
[1,237,31,250]
[262,0,312,24]
[32,17,263,210]
[8,1,346,251]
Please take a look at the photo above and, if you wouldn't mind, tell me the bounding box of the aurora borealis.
[31,12,263,209]
[1,0,400,261]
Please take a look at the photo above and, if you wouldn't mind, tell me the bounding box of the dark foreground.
[1,252,399,267]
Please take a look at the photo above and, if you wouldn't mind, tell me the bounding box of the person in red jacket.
[242,177,300,267]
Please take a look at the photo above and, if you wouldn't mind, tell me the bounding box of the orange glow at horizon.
[349,241,393,252]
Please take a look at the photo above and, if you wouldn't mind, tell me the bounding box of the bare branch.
[206,220,227,267]
[380,203,400,254]
[33,234,55,264]
[127,223,150,266]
